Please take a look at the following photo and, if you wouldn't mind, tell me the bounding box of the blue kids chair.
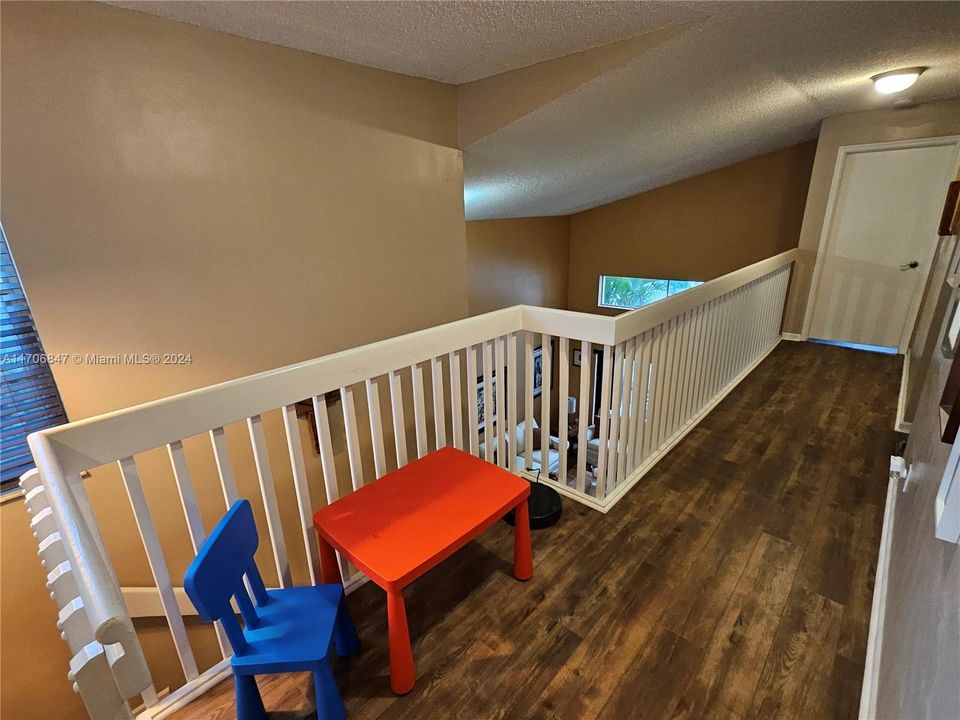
[184,499,359,720]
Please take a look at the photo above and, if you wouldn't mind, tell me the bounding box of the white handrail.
[27,434,153,700]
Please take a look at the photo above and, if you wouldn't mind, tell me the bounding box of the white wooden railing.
[22,249,795,718]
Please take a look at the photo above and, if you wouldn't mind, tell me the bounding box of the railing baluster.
[167,440,232,657]
[495,336,507,469]
[312,396,339,504]
[118,456,199,681]
[576,340,591,493]
[735,284,752,374]
[714,294,732,394]
[762,273,778,348]
[388,371,408,467]
[646,325,664,457]
[449,351,464,450]
[678,309,697,427]
[635,331,654,465]
[736,285,751,376]
[313,395,350,580]
[365,378,387,479]
[669,313,689,434]
[777,267,789,337]
[620,338,638,483]
[655,319,676,447]
[539,332,553,477]
[606,342,625,492]
[430,356,447,450]
[698,299,718,410]
[507,333,519,464]
[410,362,429,458]
[558,337,570,485]
[482,340,495,464]
[247,414,292,588]
[282,404,321,584]
[524,332,535,467]
[167,441,205,555]
[749,280,765,358]
[466,345,480,456]
[340,386,365,489]
[595,344,613,500]
[730,285,751,380]
[209,427,238,507]
[686,304,707,422]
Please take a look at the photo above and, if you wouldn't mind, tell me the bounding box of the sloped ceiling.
[104,1,960,219]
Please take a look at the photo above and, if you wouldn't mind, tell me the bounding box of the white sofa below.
[479,418,562,475]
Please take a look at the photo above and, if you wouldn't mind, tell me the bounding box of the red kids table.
[312,446,533,694]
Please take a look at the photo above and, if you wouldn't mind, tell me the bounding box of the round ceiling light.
[872,67,926,94]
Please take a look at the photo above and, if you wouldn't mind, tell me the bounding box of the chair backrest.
[183,499,269,653]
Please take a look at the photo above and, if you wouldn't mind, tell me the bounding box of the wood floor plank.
[167,342,899,720]
[747,585,845,720]
[669,532,804,720]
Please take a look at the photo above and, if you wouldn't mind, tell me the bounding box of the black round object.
[504,480,562,529]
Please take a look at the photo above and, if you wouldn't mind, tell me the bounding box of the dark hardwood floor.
[171,341,901,720]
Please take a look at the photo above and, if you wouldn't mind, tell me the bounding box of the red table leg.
[386,589,416,694]
[317,535,342,585]
[513,499,533,581]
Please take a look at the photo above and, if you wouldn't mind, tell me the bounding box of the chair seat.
[231,584,342,675]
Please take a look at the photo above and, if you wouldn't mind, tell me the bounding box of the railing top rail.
[521,248,797,345]
[33,249,796,477]
[35,306,522,476]
[611,248,796,343]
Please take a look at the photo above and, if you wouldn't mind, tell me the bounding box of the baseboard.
[859,475,898,720]
[781,332,805,342]
[601,337,783,513]
[895,350,912,434]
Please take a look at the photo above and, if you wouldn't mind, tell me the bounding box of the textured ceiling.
[104,1,693,84]
[104,1,960,219]
[464,1,960,218]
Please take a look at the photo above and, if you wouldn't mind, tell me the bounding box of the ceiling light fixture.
[872,67,926,94]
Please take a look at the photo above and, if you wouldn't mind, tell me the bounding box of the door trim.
[801,135,960,352]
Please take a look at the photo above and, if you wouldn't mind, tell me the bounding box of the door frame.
[801,135,960,353]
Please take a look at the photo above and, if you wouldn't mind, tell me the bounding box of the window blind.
[0,224,67,488]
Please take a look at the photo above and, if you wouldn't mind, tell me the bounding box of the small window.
[598,275,703,310]
[0,224,67,492]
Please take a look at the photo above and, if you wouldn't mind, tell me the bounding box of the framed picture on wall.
[476,374,498,431]
[532,341,557,397]
[533,347,544,397]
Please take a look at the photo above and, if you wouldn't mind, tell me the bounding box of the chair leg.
[513,498,533,581]
[314,663,346,720]
[386,589,416,694]
[234,671,267,720]
[333,596,360,657]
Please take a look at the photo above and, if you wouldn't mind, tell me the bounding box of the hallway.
[172,341,901,720]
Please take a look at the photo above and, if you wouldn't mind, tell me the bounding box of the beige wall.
[783,99,960,334]
[567,142,816,315]
[466,217,570,314]
[0,3,466,719]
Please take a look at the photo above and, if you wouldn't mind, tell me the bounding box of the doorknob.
[900,261,919,270]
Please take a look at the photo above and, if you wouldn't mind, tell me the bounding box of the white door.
[806,139,960,351]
